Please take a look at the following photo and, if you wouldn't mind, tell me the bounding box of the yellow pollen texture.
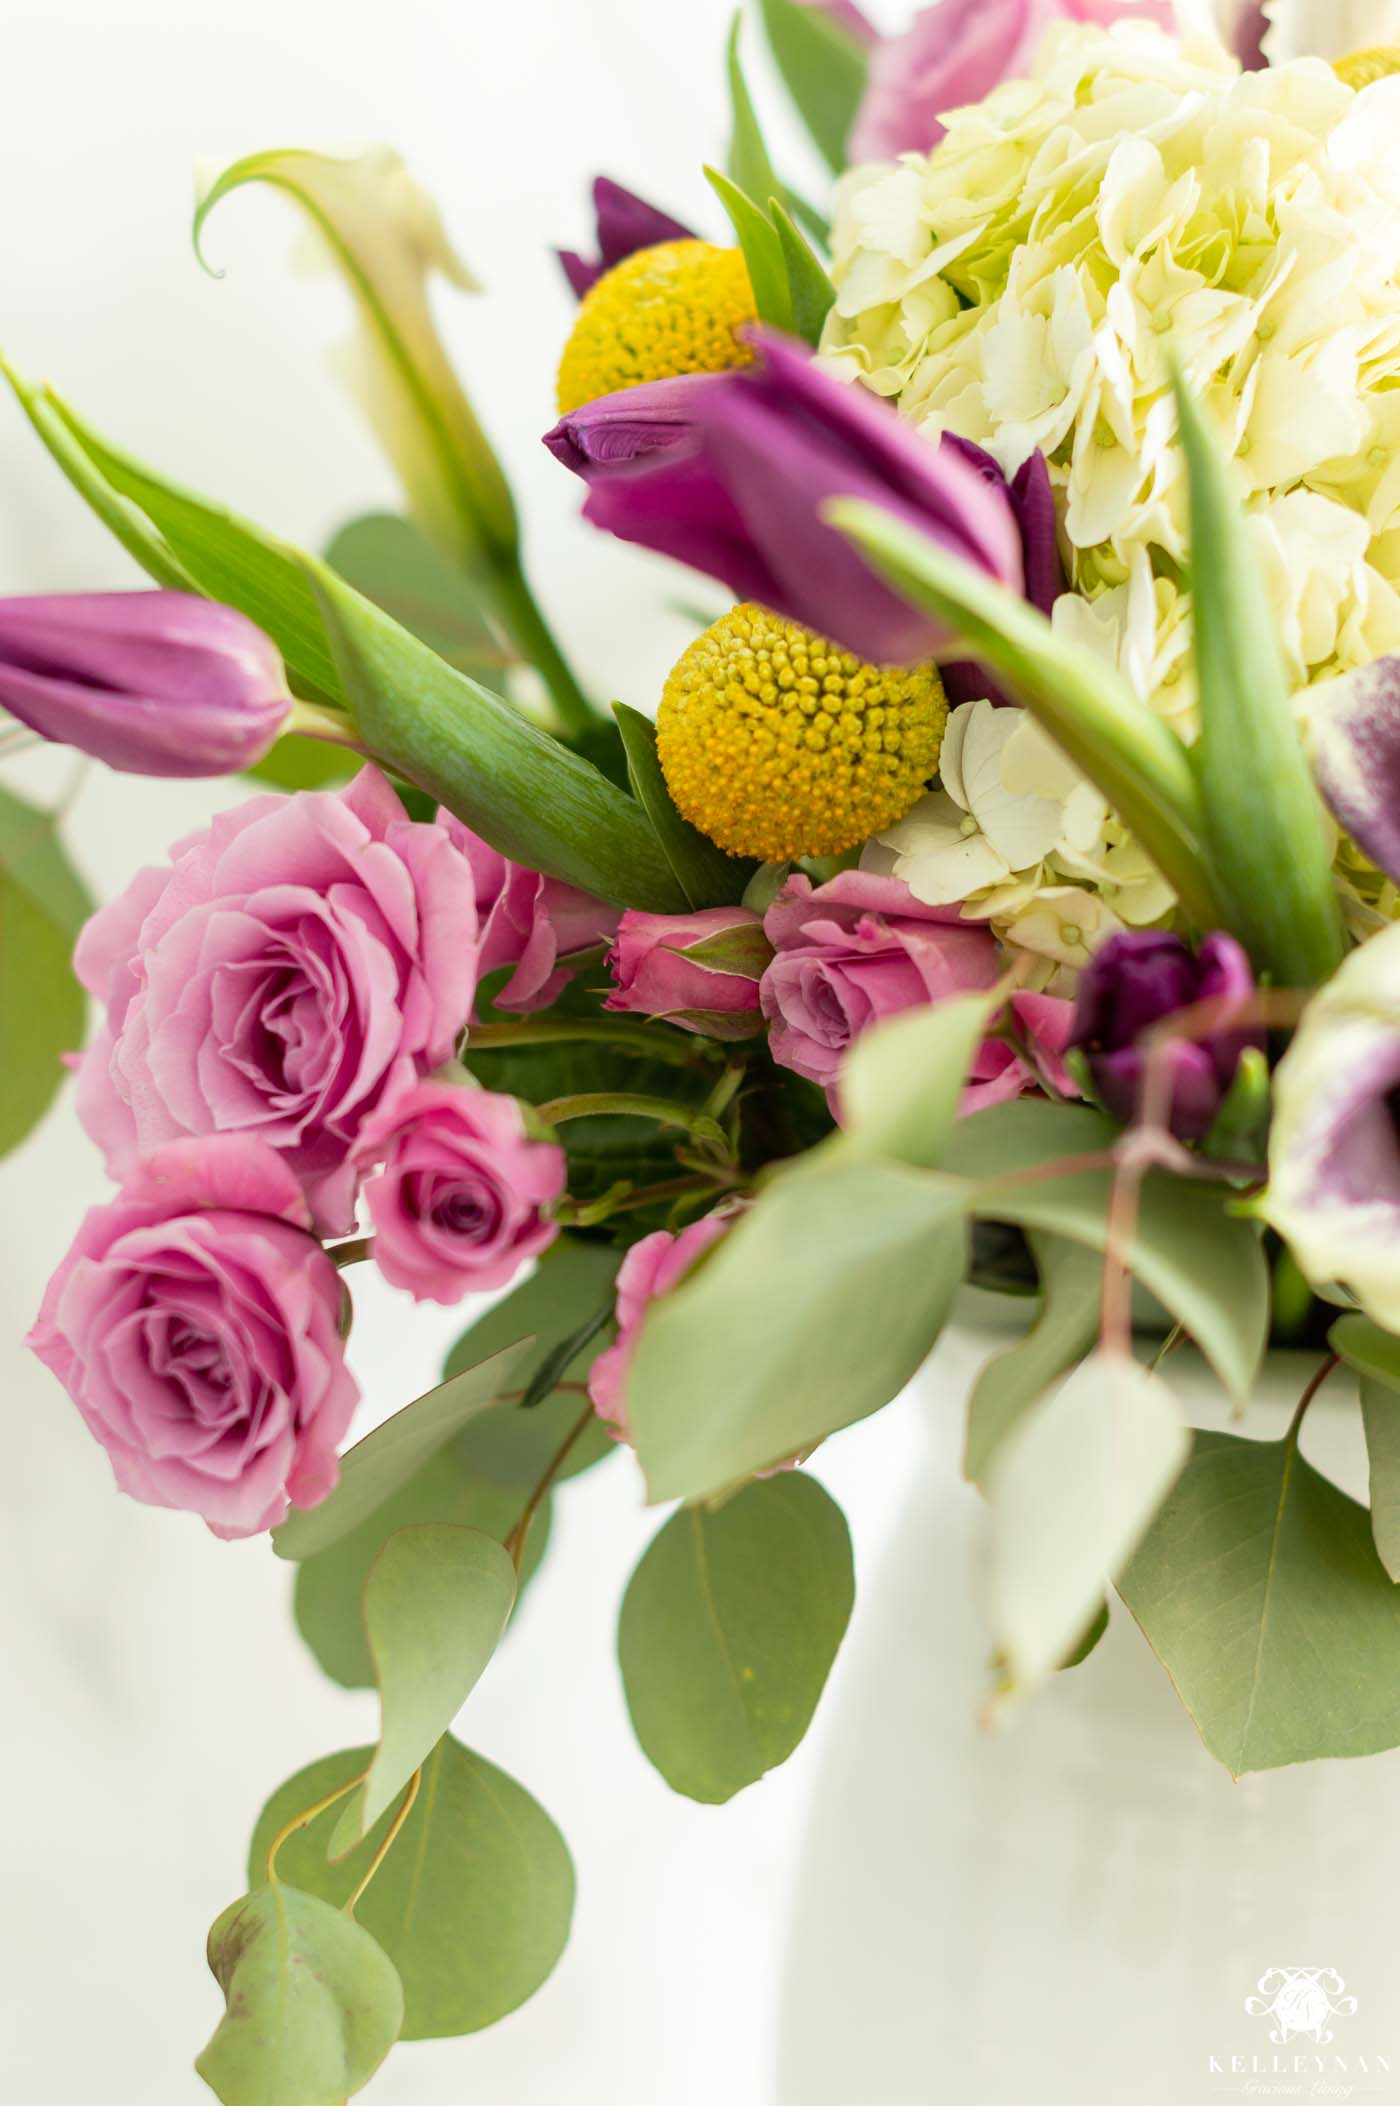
[656,604,948,863]
[556,241,758,414]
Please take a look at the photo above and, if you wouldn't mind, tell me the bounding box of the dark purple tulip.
[557,177,697,301]
[0,592,291,777]
[1070,931,1260,1141]
[543,330,1024,667]
[939,438,1064,706]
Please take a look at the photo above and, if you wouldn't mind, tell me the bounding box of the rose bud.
[544,330,1024,667]
[557,176,697,299]
[588,1213,732,1441]
[352,1080,566,1305]
[0,591,292,776]
[1069,930,1260,1140]
[27,1137,359,1540]
[437,809,620,1013]
[605,906,770,1038]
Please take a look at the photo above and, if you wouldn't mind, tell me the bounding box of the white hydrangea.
[822,23,1400,731]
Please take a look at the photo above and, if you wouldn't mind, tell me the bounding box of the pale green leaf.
[196,1883,402,2106]
[619,1473,854,1801]
[840,992,999,1171]
[726,14,784,236]
[755,0,868,173]
[1119,1429,1400,1773]
[248,1739,574,2039]
[330,1525,516,1853]
[1335,1317,1400,1581]
[0,785,91,1157]
[325,511,511,683]
[613,703,753,910]
[965,1232,1103,1482]
[1331,1311,1400,1389]
[988,1351,1189,1694]
[705,165,791,331]
[770,199,836,346]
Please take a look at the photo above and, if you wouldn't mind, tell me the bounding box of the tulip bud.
[1069,930,1260,1141]
[0,591,291,777]
[605,907,771,1038]
[557,177,697,300]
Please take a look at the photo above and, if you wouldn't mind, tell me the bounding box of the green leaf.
[965,1232,1103,1482]
[249,1739,574,2038]
[613,703,754,909]
[244,735,354,791]
[294,1444,551,1690]
[1119,1429,1400,1774]
[839,992,999,1171]
[329,1525,516,1853]
[1333,1315,1400,1581]
[755,0,869,173]
[195,147,518,572]
[307,557,683,910]
[629,1154,966,1500]
[619,1473,854,1801]
[770,199,836,346]
[1172,370,1343,986]
[987,1352,1189,1695]
[1330,1311,1400,1389]
[273,1340,534,1561]
[0,785,92,1157]
[1060,1600,1109,1671]
[326,512,512,683]
[705,165,791,331]
[827,500,1222,932]
[726,14,784,236]
[944,1101,1270,1405]
[443,1237,621,1463]
[197,1883,402,2106]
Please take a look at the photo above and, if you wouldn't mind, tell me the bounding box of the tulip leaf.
[755,0,869,173]
[248,1738,574,2038]
[1172,370,1344,986]
[629,1153,967,1500]
[328,1524,517,1855]
[827,500,1222,932]
[196,1883,403,2106]
[618,1474,855,1801]
[987,1352,1190,1696]
[1119,1428,1400,1774]
[769,199,836,347]
[613,703,754,909]
[273,1341,534,1561]
[839,992,1000,1171]
[965,1232,1104,1482]
[726,15,784,238]
[0,785,91,1159]
[704,165,791,332]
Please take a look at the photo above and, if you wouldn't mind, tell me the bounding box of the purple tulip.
[1227,1,1270,68]
[557,177,697,301]
[1070,931,1260,1141]
[0,591,291,778]
[1307,654,1400,889]
[939,437,1064,705]
[544,331,1024,667]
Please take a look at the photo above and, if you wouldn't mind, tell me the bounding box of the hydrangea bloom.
[821,24,1400,734]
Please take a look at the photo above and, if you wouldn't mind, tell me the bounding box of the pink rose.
[438,811,620,1014]
[27,1136,358,1540]
[605,907,769,1038]
[352,1080,566,1305]
[588,1213,731,1439]
[849,0,1176,164]
[73,766,479,1236]
[760,870,1003,1088]
[964,990,1079,1112]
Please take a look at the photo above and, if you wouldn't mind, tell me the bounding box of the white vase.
[778,1304,1400,2106]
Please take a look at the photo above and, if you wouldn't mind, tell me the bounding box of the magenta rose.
[760,870,1004,1088]
[605,906,769,1038]
[438,811,619,1014]
[72,766,479,1236]
[353,1080,566,1304]
[27,1136,358,1540]
[588,1212,731,1440]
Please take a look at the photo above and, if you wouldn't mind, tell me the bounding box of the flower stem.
[503,1400,597,1572]
[537,1091,731,1154]
[466,1016,721,1070]
[265,1772,363,1886]
[345,1769,422,1918]
[488,559,598,741]
[328,1236,375,1269]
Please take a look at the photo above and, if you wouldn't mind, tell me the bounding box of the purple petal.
[1229,1,1269,69]
[556,177,697,300]
[1311,655,1400,886]
[544,373,728,474]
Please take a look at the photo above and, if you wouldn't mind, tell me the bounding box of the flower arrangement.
[12,0,1400,2096]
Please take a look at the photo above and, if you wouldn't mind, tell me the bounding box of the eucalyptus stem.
[345,1770,422,1918]
[466,1016,721,1070]
[489,559,598,741]
[265,1772,363,1886]
[503,1401,597,1572]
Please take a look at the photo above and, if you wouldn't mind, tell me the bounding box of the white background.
[0,2,933,2101]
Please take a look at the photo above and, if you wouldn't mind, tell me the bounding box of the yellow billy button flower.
[656,604,948,863]
[556,240,757,414]
[1334,48,1400,89]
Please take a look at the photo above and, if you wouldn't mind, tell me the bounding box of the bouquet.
[10,0,1400,2095]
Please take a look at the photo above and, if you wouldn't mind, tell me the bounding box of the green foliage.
[840,993,998,1170]
[965,1233,1103,1483]
[248,1740,574,2039]
[244,734,354,791]
[754,0,868,172]
[0,785,91,1158]
[706,165,791,330]
[325,512,512,686]
[1333,1314,1400,1581]
[769,200,836,345]
[1173,371,1343,984]
[618,1474,854,1800]
[443,1237,621,1466]
[197,1883,402,2106]
[1060,1601,1110,1671]
[726,13,785,235]
[329,1525,517,1853]
[1119,1428,1400,1773]
[613,703,753,909]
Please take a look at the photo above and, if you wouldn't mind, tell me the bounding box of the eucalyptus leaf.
[326,512,510,682]
[1360,1377,1400,1584]
[248,1739,574,2039]
[0,785,91,1158]
[965,1232,1103,1483]
[1330,1311,1400,1389]
[840,993,999,1171]
[755,0,868,173]
[613,703,753,909]
[1119,1429,1400,1773]
[988,1352,1189,1695]
[329,1524,517,1854]
[273,1340,534,1561]
[619,1474,854,1801]
[705,165,791,331]
[197,1883,402,2106]
[1060,1601,1110,1671]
